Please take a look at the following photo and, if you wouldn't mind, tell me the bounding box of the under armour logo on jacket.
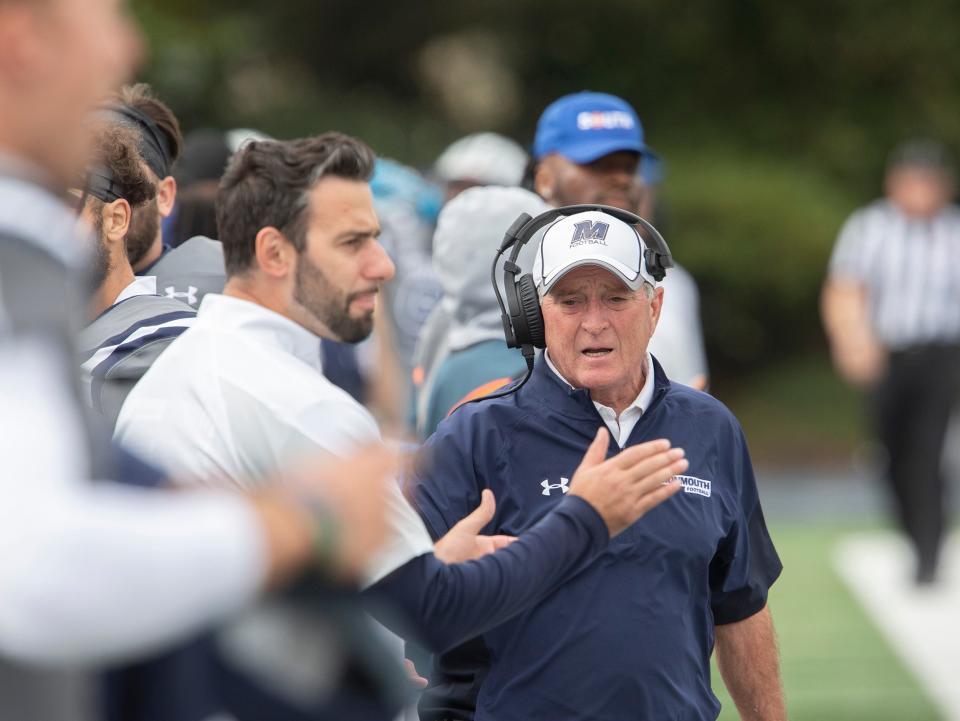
[541,477,570,496]
[164,285,198,306]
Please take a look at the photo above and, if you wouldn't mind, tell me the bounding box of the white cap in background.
[433,132,528,188]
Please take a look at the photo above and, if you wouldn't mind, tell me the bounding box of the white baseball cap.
[531,210,655,295]
[433,133,528,187]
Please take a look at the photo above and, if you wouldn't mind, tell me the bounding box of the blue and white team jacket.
[410,355,782,721]
[78,293,195,427]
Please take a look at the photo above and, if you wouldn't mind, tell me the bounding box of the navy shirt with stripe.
[409,355,782,721]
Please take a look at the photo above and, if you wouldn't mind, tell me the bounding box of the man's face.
[290,177,395,343]
[536,151,642,212]
[885,167,955,218]
[541,265,662,399]
[0,0,142,185]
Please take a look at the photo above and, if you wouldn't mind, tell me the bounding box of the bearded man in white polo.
[410,208,786,721]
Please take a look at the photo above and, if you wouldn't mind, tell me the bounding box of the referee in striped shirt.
[823,139,960,585]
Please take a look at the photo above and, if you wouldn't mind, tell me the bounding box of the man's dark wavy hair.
[216,133,375,276]
[88,124,158,209]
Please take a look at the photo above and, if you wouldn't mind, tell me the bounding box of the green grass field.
[712,522,942,721]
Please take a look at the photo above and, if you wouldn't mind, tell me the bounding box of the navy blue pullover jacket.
[411,355,782,721]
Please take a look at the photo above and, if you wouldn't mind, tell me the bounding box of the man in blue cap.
[531,91,650,211]
[531,91,709,389]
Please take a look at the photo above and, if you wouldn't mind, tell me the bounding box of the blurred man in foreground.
[823,139,960,585]
[0,1,400,719]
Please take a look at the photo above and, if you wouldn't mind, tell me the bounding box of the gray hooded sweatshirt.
[413,187,550,435]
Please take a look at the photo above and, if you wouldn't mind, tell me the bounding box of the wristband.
[301,497,343,571]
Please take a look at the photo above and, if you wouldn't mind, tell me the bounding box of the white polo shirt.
[115,293,434,586]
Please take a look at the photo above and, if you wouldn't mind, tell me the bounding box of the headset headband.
[491,203,673,356]
[499,203,673,282]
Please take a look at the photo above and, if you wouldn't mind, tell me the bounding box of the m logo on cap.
[571,220,609,247]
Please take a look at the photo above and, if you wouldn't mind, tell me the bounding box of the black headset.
[495,204,672,355]
[460,204,673,406]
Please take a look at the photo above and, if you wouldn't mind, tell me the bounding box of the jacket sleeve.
[363,494,608,653]
[367,409,609,652]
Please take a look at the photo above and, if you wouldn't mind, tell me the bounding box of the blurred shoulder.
[848,198,895,224]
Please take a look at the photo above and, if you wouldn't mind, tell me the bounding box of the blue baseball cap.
[533,92,653,164]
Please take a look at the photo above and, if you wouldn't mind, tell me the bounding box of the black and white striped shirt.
[829,199,960,349]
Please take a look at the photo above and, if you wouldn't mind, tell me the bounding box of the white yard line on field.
[834,532,960,721]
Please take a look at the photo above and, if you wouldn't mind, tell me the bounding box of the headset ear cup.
[516,274,545,349]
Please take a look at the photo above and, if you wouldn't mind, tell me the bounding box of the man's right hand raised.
[568,428,686,537]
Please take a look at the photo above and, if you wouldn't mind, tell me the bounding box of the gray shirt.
[79,288,195,428]
[144,235,226,308]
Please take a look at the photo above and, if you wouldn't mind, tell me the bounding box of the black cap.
[174,129,231,186]
[886,138,956,174]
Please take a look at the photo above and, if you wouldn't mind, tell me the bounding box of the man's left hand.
[434,489,516,564]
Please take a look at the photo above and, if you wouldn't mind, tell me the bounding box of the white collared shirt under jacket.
[544,349,656,447]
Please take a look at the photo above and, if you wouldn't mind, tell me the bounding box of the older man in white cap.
[410,208,785,721]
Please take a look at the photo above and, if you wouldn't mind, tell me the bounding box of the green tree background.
[131,0,960,463]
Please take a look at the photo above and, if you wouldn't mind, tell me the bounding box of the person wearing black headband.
[101,83,182,272]
[102,85,235,310]
[73,123,197,427]
[74,126,156,305]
